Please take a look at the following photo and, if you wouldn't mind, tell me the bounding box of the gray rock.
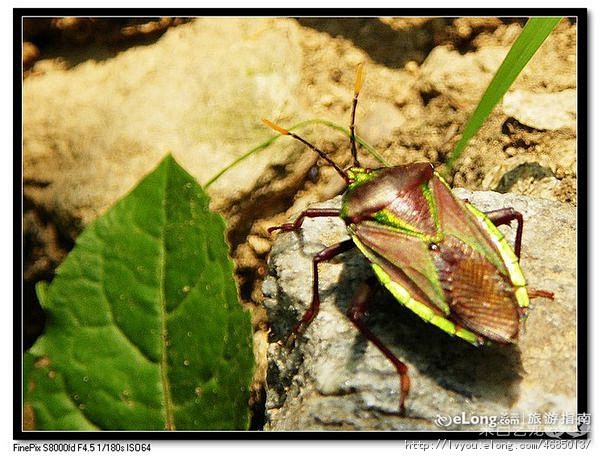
[263,190,576,431]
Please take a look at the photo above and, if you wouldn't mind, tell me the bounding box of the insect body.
[264,64,553,413]
[343,163,531,345]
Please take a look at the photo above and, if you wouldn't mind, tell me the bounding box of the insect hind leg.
[347,277,410,415]
[483,208,555,301]
[527,288,555,300]
[484,207,524,259]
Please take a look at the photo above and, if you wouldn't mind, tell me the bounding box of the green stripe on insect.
[421,182,443,238]
[464,203,527,291]
[350,230,449,314]
[514,287,530,308]
[370,263,480,346]
[371,209,429,240]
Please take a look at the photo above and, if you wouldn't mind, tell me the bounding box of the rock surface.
[23,18,309,236]
[502,89,577,131]
[263,190,576,431]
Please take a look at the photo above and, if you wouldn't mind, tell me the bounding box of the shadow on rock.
[336,255,523,409]
[296,17,442,68]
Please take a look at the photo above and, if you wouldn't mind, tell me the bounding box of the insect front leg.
[268,208,341,234]
[287,239,355,347]
[347,277,410,415]
[484,207,524,259]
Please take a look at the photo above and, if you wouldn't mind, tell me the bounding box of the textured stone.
[23,18,307,236]
[264,190,576,431]
[502,90,577,131]
[419,46,509,105]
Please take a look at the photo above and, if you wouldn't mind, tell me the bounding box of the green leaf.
[24,155,254,430]
[445,17,562,170]
[24,352,98,430]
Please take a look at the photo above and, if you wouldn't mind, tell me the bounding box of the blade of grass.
[204,119,387,188]
[444,17,562,172]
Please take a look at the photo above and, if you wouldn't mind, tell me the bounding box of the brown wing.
[432,235,520,343]
[346,168,521,343]
[351,221,448,314]
[430,175,508,274]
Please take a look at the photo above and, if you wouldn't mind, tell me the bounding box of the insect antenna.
[262,118,350,184]
[349,63,364,168]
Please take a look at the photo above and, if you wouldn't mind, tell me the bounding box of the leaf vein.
[159,164,175,430]
[94,261,157,366]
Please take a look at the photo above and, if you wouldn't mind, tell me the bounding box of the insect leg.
[268,208,341,234]
[347,277,410,415]
[484,208,524,259]
[287,239,355,346]
[527,289,555,300]
[485,209,554,300]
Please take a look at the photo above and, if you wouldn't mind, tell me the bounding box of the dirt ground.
[22,17,578,429]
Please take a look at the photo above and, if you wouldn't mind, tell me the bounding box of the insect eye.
[428,242,439,251]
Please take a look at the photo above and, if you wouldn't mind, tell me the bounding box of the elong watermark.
[434,411,591,436]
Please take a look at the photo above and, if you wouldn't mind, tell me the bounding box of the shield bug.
[263,64,554,414]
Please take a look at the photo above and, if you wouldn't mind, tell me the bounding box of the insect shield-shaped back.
[341,163,529,345]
